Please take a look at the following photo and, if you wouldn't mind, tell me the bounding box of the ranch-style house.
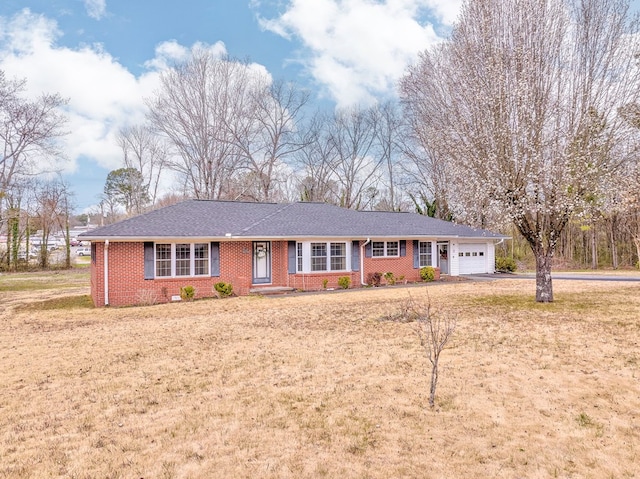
[80,200,507,307]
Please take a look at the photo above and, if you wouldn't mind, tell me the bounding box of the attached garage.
[458,243,488,274]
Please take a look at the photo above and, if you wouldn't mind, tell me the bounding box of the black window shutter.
[400,240,406,257]
[210,242,220,277]
[365,241,372,258]
[288,241,296,274]
[413,240,419,268]
[144,242,154,279]
[351,240,360,271]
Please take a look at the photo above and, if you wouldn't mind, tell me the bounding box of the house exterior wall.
[90,239,450,307]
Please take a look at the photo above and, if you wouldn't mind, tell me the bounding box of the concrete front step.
[249,286,296,296]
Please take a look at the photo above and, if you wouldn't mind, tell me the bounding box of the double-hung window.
[155,243,210,277]
[297,243,303,272]
[311,243,327,272]
[330,242,346,270]
[372,241,399,257]
[305,241,348,272]
[419,241,432,267]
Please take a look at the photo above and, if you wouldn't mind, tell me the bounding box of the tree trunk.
[609,216,618,270]
[591,224,598,270]
[535,251,553,303]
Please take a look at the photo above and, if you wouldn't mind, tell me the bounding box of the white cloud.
[259,0,459,108]
[84,0,107,20]
[143,39,227,71]
[0,10,233,178]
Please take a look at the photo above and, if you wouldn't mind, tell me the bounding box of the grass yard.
[0,271,639,478]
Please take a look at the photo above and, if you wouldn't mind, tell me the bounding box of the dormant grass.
[0,271,638,478]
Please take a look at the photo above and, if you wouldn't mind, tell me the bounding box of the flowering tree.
[401,0,640,302]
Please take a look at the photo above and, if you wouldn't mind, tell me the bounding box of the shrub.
[383,272,396,285]
[338,276,351,289]
[366,272,382,287]
[214,281,234,298]
[420,266,436,282]
[322,278,329,289]
[495,256,517,272]
[180,285,196,301]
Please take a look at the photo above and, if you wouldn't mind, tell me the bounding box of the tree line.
[2,0,640,303]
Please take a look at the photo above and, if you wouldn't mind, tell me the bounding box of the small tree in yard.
[402,292,457,409]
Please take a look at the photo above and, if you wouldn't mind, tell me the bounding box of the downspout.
[104,240,109,306]
[360,238,371,286]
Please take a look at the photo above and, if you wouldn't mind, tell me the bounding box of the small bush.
[322,278,329,289]
[214,281,233,298]
[180,285,196,301]
[366,272,382,287]
[420,266,436,282]
[383,272,396,285]
[338,276,351,289]
[495,256,517,272]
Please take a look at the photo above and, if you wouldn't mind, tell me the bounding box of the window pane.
[311,242,327,271]
[330,242,346,271]
[156,244,172,277]
[372,241,385,257]
[386,241,399,256]
[297,243,303,272]
[176,243,191,276]
[419,241,432,267]
[194,243,209,276]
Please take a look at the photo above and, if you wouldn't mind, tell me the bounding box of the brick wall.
[90,239,440,307]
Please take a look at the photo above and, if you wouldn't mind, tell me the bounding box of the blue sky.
[0,0,461,211]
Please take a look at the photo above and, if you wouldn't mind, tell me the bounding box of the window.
[311,243,327,271]
[330,242,346,271]
[307,241,348,272]
[372,241,385,257]
[155,243,210,278]
[419,241,432,267]
[176,243,191,276]
[156,244,172,277]
[194,243,209,275]
[297,243,303,272]
[372,241,399,257]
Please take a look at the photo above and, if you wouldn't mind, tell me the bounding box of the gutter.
[360,238,371,286]
[104,240,109,306]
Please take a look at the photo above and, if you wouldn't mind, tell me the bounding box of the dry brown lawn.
[1,271,639,478]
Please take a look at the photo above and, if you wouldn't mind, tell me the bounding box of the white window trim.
[155,242,211,278]
[372,240,400,258]
[419,241,434,268]
[297,241,351,273]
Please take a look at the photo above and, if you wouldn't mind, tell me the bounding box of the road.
[471,272,640,282]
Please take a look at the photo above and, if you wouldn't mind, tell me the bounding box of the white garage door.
[458,244,488,274]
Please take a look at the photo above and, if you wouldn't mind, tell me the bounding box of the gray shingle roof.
[80,200,506,240]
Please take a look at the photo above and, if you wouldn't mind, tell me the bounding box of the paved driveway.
[470,272,640,282]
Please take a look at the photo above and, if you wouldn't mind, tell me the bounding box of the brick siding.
[90,240,439,307]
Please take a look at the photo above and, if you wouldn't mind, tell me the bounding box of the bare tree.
[0,70,68,237]
[399,292,456,409]
[372,101,405,211]
[33,179,70,269]
[328,105,383,210]
[146,50,248,200]
[117,125,168,206]
[401,0,640,302]
[293,112,340,203]
[229,79,310,201]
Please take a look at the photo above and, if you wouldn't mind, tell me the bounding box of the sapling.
[404,292,456,408]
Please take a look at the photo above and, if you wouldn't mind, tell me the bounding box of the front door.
[438,242,449,275]
[252,241,271,284]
